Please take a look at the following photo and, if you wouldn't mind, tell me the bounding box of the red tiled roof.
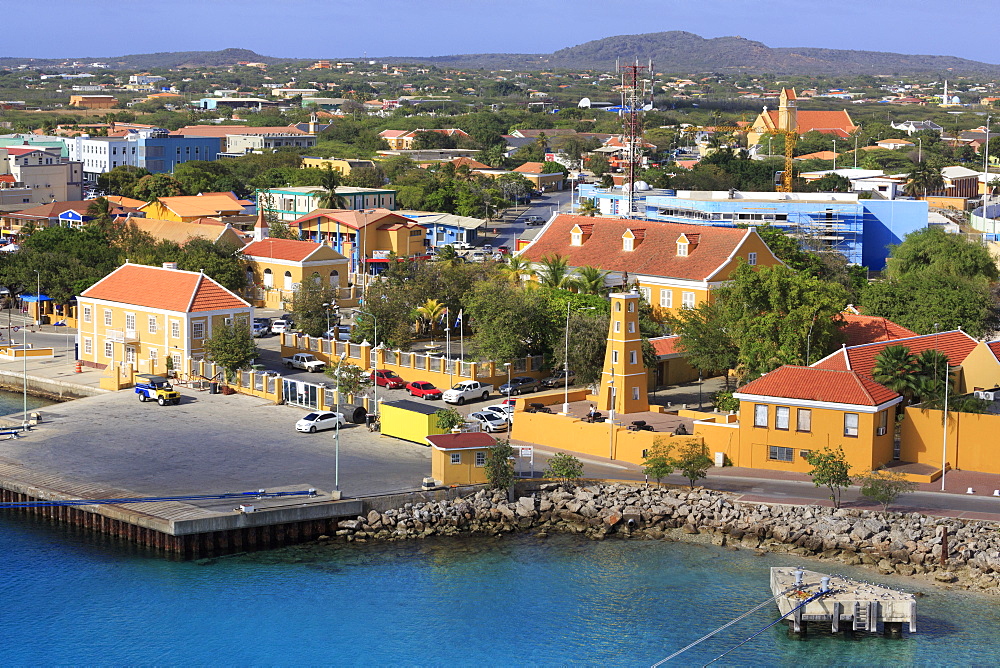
[838,314,918,347]
[4,147,44,156]
[812,330,978,376]
[172,125,307,138]
[518,214,755,281]
[650,335,681,357]
[514,162,547,174]
[292,208,421,231]
[737,365,900,407]
[987,340,1000,362]
[452,157,491,169]
[425,432,496,450]
[242,238,328,262]
[760,109,857,136]
[80,264,248,313]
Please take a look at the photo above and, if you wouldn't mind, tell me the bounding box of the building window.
[125,313,135,332]
[844,413,859,437]
[172,353,182,370]
[627,321,635,333]
[475,452,486,467]
[768,446,794,462]
[797,408,812,433]
[748,252,757,266]
[104,340,113,358]
[284,271,293,291]
[677,242,689,256]
[149,348,157,365]
[775,406,789,430]
[754,404,768,427]
[571,231,582,246]
[623,236,634,252]
[876,410,888,436]
[263,268,273,288]
[83,306,92,323]
[83,337,92,355]
[612,350,619,364]
[450,453,461,465]
[148,316,157,334]
[632,386,639,400]
[639,287,651,303]
[192,322,205,339]
[171,320,180,338]
[659,289,673,308]
[682,292,696,309]
[104,309,112,326]
[629,350,637,365]
[614,321,621,333]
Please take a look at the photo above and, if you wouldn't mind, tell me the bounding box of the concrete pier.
[771,567,916,637]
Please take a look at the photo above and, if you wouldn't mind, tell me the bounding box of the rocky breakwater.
[327,483,1000,594]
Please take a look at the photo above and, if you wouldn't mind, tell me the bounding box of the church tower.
[777,88,798,134]
[252,209,269,242]
[597,292,649,417]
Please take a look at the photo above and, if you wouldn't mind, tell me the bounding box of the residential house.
[875,138,915,150]
[224,132,316,155]
[122,218,245,247]
[747,89,858,146]
[512,161,564,191]
[68,95,118,109]
[291,208,428,275]
[517,215,781,319]
[140,192,251,224]
[837,312,917,347]
[377,128,470,150]
[891,120,943,136]
[0,197,144,236]
[76,262,252,375]
[257,185,397,222]
[241,236,349,310]
[705,366,903,473]
[648,335,699,388]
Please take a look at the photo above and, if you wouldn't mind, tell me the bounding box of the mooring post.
[831,601,841,632]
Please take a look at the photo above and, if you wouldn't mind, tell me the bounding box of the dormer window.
[623,236,634,252]
[622,228,642,252]
[571,231,582,246]
[677,241,689,256]
[571,223,592,247]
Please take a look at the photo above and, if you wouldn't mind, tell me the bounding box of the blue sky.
[7,0,998,64]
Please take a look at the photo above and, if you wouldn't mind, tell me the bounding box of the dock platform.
[770,567,916,637]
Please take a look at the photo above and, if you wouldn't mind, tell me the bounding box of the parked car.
[496,246,510,255]
[469,251,488,263]
[499,397,517,407]
[134,374,181,406]
[442,380,493,405]
[321,325,352,341]
[484,404,514,423]
[468,411,508,433]
[482,244,493,253]
[454,241,473,250]
[271,319,291,334]
[295,411,346,433]
[525,215,544,226]
[251,318,272,337]
[406,381,443,400]
[499,376,540,395]
[371,369,406,389]
[540,369,575,388]
[283,353,325,372]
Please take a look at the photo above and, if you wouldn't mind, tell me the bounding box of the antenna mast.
[617,59,652,218]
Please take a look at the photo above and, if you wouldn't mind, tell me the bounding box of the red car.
[371,369,406,389]
[406,381,443,400]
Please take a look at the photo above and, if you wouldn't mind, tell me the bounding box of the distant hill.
[4,33,1000,75]
[385,31,1000,75]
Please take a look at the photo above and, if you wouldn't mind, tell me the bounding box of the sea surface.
[0,385,53,419]
[1,512,999,667]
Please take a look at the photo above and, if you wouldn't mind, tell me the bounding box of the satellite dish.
[642,103,653,111]
[634,180,651,191]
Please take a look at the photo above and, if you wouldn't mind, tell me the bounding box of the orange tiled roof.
[518,214,755,282]
[292,208,421,231]
[796,151,839,161]
[811,330,978,377]
[737,365,900,407]
[80,263,248,313]
[426,432,496,450]
[838,314,918,347]
[242,238,335,262]
[760,109,857,137]
[513,162,547,174]
[452,157,491,169]
[650,335,681,357]
[986,340,1000,363]
[146,194,246,218]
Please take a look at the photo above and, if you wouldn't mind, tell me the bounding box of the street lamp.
[563,303,595,414]
[33,270,40,328]
[357,309,378,416]
[333,351,347,497]
[21,330,27,429]
[607,368,616,459]
[503,362,511,397]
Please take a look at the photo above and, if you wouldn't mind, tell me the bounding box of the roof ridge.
[186,273,201,312]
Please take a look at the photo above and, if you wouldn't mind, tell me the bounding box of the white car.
[295,411,346,433]
[468,411,508,433]
[484,404,514,423]
[271,319,291,334]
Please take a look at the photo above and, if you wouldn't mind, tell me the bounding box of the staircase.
[853,601,869,632]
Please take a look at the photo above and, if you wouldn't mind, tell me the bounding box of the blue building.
[577,185,928,269]
[395,211,486,248]
[67,129,221,183]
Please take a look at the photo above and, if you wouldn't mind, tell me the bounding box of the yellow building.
[242,234,349,310]
[697,365,901,473]
[123,218,245,247]
[76,263,252,375]
[427,432,496,486]
[292,208,428,274]
[597,293,649,415]
[300,157,377,177]
[746,88,858,147]
[140,193,249,223]
[517,215,781,320]
[381,399,452,444]
[68,95,118,109]
[512,161,565,191]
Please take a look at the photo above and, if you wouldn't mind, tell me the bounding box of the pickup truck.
[442,380,493,405]
[283,353,325,372]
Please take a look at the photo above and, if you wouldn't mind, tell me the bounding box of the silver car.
[295,411,346,433]
[468,411,508,433]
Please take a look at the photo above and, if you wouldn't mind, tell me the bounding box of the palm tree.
[871,345,920,404]
[86,196,113,229]
[578,197,598,217]
[574,265,610,295]
[904,162,944,197]
[310,165,347,209]
[434,244,463,268]
[535,254,577,290]
[414,298,447,338]
[501,255,534,286]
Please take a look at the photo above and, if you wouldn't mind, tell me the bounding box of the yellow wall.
[652,357,699,388]
[300,157,369,176]
[722,402,894,473]
[959,342,1000,393]
[900,406,1000,475]
[249,254,348,310]
[432,447,490,485]
[381,403,449,444]
[297,217,427,260]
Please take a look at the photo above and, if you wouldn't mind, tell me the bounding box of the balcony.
[107,329,139,343]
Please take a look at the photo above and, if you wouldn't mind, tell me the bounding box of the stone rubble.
[323,483,1000,594]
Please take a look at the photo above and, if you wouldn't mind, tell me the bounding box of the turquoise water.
[0,386,54,418]
[2,513,1000,666]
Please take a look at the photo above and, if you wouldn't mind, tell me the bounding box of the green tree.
[550,310,609,387]
[578,197,598,217]
[266,218,299,240]
[544,452,584,483]
[856,468,916,513]
[132,173,184,201]
[176,239,247,293]
[666,301,739,390]
[435,407,465,431]
[669,439,713,489]
[202,320,259,382]
[534,254,576,290]
[484,438,516,491]
[97,165,149,197]
[903,162,945,197]
[465,280,549,360]
[588,154,610,177]
[642,438,675,485]
[862,272,996,336]
[323,362,371,398]
[871,345,920,404]
[803,446,852,509]
[310,165,347,209]
[574,265,610,296]
[292,279,338,337]
[885,227,998,282]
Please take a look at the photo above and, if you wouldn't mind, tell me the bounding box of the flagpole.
[446,322,452,386]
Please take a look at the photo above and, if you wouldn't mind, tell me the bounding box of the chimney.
[162,262,178,270]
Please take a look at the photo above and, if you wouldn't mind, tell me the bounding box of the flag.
[438,308,449,327]
[454,309,463,329]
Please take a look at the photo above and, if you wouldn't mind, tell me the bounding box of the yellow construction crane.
[680,124,797,192]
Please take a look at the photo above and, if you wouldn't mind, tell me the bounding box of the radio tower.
[617,59,652,218]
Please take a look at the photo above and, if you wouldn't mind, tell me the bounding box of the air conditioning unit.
[876,427,887,436]
[974,391,995,401]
